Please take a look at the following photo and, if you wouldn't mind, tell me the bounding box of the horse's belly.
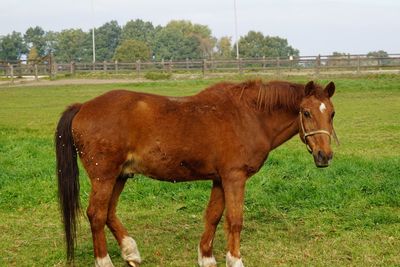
[122,150,218,182]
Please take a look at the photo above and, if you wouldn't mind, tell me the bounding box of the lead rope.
[332,127,340,146]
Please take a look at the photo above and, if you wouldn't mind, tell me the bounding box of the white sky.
[1,0,399,56]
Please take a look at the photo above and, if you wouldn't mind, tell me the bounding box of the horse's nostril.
[317,150,325,161]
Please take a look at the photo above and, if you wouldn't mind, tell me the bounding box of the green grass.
[0,74,399,266]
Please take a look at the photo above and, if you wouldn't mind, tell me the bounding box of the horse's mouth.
[313,153,333,168]
[315,161,330,168]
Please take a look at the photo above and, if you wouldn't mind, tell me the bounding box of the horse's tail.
[55,103,82,263]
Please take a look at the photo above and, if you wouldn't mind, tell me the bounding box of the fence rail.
[1,54,400,80]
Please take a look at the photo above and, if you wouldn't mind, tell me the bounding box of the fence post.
[115,60,118,74]
[315,55,321,76]
[34,64,38,81]
[186,58,189,70]
[238,58,243,74]
[9,64,14,84]
[169,59,172,73]
[17,61,22,78]
[49,61,55,79]
[357,56,361,74]
[136,60,141,76]
[202,59,207,76]
[103,61,107,72]
[276,57,281,75]
[52,62,58,79]
[262,56,266,69]
[289,55,293,72]
[161,59,165,72]
[347,54,351,67]
[70,61,76,75]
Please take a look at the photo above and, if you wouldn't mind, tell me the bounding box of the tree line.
[0,19,300,63]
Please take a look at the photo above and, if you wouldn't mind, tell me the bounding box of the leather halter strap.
[299,111,339,153]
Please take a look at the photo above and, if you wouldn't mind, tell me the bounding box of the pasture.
[0,74,399,266]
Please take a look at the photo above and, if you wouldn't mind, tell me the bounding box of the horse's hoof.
[127,260,140,267]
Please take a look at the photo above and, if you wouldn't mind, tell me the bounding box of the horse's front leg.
[222,171,246,267]
[198,180,225,267]
[106,176,141,267]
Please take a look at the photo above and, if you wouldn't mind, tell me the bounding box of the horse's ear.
[325,81,335,98]
[305,81,315,96]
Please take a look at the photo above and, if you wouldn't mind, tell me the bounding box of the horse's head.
[299,81,338,168]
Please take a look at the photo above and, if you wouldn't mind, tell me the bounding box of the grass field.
[0,74,399,266]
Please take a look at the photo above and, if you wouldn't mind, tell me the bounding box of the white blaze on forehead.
[319,102,327,113]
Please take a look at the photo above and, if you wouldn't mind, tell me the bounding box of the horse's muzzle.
[313,150,333,168]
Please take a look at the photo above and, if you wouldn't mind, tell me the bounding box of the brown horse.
[55,79,337,267]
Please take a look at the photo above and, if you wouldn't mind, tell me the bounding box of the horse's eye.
[303,111,311,118]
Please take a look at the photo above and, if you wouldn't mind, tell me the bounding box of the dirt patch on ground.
[0,78,151,87]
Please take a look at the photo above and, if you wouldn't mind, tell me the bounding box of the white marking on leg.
[319,102,327,113]
[226,251,244,267]
[95,254,114,267]
[121,236,142,264]
[198,245,217,267]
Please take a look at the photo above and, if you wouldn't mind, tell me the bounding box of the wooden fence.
[1,54,400,80]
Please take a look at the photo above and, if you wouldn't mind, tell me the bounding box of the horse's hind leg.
[198,180,225,267]
[106,176,141,267]
[86,168,120,267]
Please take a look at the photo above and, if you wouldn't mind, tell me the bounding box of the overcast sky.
[1,0,399,56]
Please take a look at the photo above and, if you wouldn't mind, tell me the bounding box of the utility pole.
[91,0,96,63]
[234,0,239,59]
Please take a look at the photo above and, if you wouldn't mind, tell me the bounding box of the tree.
[24,26,46,56]
[264,36,299,58]
[113,39,150,62]
[95,20,121,62]
[43,31,58,55]
[236,31,265,58]
[235,31,299,58]
[0,31,27,61]
[164,20,215,58]
[367,50,388,58]
[215,36,233,59]
[27,46,39,63]
[54,29,91,62]
[121,19,155,46]
[152,26,201,60]
[367,50,390,65]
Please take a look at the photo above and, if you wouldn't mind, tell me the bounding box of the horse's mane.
[204,79,306,113]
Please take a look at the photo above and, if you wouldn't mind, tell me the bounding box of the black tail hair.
[55,103,81,263]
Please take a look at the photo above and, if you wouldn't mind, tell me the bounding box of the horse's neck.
[235,86,301,150]
[262,110,300,150]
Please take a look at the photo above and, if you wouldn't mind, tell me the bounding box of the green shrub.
[144,72,172,80]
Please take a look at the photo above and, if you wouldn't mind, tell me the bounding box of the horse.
[55,79,337,267]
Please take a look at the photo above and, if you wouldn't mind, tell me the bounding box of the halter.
[299,111,340,153]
